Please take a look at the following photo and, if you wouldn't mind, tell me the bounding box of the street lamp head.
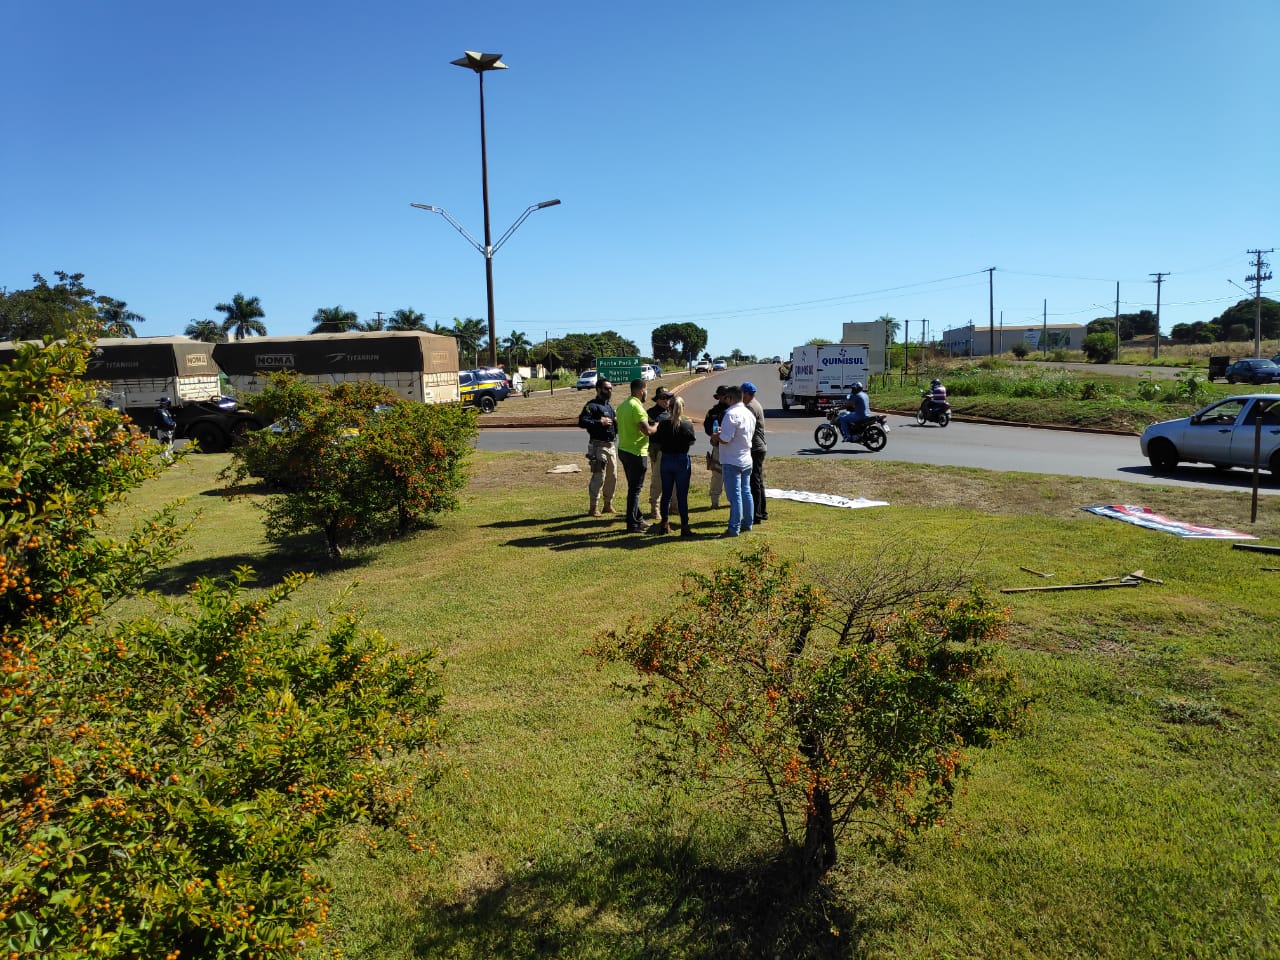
[409,203,439,213]
[535,199,561,210]
[451,51,507,73]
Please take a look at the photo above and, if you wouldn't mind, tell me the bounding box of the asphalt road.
[479,365,1280,496]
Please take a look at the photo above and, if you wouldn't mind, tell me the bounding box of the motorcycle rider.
[926,378,947,409]
[837,382,872,441]
[923,378,948,416]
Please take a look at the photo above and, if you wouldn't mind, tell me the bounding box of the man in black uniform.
[577,378,618,516]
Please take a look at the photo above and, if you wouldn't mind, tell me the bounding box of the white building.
[941,322,1087,357]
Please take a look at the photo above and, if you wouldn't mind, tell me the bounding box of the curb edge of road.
[476,410,1137,438]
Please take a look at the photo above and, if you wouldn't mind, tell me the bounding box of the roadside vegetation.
[115,447,1278,959]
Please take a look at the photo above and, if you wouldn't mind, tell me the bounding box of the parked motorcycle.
[814,411,889,452]
[916,392,951,427]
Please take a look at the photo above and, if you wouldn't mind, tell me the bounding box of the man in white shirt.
[712,385,756,537]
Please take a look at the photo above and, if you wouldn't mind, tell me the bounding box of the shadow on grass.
[143,534,377,596]
[486,519,739,552]
[406,825,866,960]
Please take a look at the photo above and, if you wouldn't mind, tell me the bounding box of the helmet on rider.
[931,379,941,387]
[158,396,172,406]
[850,381,864,392]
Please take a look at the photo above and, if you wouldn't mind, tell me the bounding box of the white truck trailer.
[212,331,461,405]
[780,343,871,414]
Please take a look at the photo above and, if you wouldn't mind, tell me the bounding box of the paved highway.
[478,365,1279,496]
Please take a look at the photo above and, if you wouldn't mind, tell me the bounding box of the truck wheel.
[228,419,257,445]
[478,395,497,413]
[814,423,838,451]
[190,422,226,453]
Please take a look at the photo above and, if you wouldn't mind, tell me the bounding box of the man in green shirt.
[616,378,658,532]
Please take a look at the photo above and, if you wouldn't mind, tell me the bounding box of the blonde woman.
[653,395,698,537]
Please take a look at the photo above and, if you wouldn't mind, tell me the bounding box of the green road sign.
[596,357,642,385]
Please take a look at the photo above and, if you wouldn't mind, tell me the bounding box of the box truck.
[0,336,265,452]
[780,343,870,414]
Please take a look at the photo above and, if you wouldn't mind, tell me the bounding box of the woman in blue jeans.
[653,395,698,537]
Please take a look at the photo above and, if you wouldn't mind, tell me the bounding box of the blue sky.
[3,0,1276,359]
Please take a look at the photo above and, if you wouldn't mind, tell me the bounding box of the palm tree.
[389,308,427,331]
[451,317,486,367]
[96,297,144,337]
[501,330,532,367]
[310,305,359,334]
[185,319,226,343]
[216,294,267,341]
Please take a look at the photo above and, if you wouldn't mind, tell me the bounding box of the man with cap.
[740,382,768,523]
[577,378,618,516]
[702,385,731,509]
[646,387,674,520]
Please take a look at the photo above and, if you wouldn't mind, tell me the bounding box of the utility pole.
[1042,300,1047,355]
[1149,272,1169,359]
[986,267,996,357]
[1246,249,1273,359]
[1114,282,1120,361]
[904,319,910,380]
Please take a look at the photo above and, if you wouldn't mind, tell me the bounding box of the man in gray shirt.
[740,382,768,524]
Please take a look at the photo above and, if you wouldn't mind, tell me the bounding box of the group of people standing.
[578,376,767,539]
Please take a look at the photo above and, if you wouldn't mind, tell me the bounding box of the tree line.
[3,272,765,372]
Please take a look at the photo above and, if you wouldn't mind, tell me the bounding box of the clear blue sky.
[3,0,1276,359]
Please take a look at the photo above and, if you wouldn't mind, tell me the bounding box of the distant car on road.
[712,359,728,371]
[694,360,713,373]
[1141,394,1280,474]
[640,364,657,381]
[1224,358,1280,384]
[576,369,598,390]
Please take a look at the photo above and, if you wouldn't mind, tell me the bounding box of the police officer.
[578,378,618,516]
[155,396,177,460]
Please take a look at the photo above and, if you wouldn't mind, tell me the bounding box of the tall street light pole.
[434,51,561,368]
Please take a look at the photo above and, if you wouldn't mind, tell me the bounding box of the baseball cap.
[713,385,727,397]
[740,381,757,394]
[653,387,673,401]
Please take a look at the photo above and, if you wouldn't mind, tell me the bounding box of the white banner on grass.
[765,489,889,510]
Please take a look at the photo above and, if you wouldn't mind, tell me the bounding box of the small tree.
[589,545,1025,885]
[1082,331,1117,363]
[1,342,444,956]
[1010,341,1030,359]
[226,377,477,558]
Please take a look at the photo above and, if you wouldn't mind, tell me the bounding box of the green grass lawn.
[130,451,1280,959]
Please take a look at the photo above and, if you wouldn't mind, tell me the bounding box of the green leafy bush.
[589,545,1026,885]
[1134,377,1163,401]
[2,343,444,957]
[1082,332,1118,364]
[225,377,477,558]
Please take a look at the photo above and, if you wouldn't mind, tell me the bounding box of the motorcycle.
[814,411,889,452]
[916,392,951,427]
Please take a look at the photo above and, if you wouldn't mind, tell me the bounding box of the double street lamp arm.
[409,199,561,258]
